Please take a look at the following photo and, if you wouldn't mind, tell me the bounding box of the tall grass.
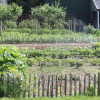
[0,31,95,43]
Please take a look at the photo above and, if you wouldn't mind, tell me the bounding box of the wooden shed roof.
[93,0,100,10]
[0,0,7,5]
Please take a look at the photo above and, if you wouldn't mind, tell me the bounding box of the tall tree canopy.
[7,0,44,14]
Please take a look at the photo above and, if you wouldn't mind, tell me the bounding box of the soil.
[0,43,92,49]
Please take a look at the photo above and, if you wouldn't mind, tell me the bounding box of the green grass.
[1,96,100,100]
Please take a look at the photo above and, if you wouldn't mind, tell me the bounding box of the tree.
[0,3,23,35]
[31,2,67,29]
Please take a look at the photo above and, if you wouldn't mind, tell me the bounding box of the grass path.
[1,96,100,100]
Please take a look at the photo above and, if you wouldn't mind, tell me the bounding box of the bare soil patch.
[0,43,92,49]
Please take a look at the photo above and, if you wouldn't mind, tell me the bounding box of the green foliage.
[0,45,26,74]
[92,42,100,49]
[0,31,94,43]
[84,25,100,36]
[3,20,17,30]
[87,85,94,96]
[90,59,100,66]
[31,3,67,29]
[0,76,23,97]
[18,19,40,29]
[0,3,23,21]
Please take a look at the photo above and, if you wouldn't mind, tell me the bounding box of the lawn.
[1,96,100,100]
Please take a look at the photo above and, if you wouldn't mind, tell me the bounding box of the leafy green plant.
[3,20,17,30]
[87,84,94,96]
[92,42,100,49]
[31,2,67,29]
[18,19,40,29]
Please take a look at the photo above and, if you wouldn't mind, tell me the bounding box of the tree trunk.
[0,20,2,36]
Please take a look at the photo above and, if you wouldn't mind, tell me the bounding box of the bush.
[92,42,100,49]
[0,45,26,98]
[3,20,17,30]
[31,2,67,29]
[87,84,94,96]
[84,25,100,36]
[18,19,40,29]
[0,3,23,21]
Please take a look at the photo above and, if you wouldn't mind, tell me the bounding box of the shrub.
[31,2,67,29]
[92,42,100,49]
[18,19,40,29]
[84,24,100,36]
[87,84,94,96]
[3,20,17,30]
[0,45,26,98]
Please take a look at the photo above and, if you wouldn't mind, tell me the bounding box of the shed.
[91,0,100,29]
[44,0,100,29]
[0,0,7,5]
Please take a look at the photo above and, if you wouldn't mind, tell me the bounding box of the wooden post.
[51,75,54,97]
[0,20,2,35]
[36,19,38,35]
[97,10,99,30]
[70,74,72,96]
[23,74,26,98]
[98,73,100,96]
[79,74,81,95]
[0,74,1,85]
[65,74,67,96]
[18,74,21,97]
[94,74,96,96]
[42,74,45,97]
[74,74,77,96]
[33,74,36,97]
[71,20,73,31]
[74,19,76,34]
[56,75,58,97]
[47,75,50,97]
[69,20,70,30]
[13,73,16,98]
[7,73,10,97]
[38,75,40,97]
[88,73,91,93]
[60,75,62,96]
[84,74,86,95]
[28,74,31,97]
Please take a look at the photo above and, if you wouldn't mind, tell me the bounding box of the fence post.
[7,73,10,97]
[47,75,50,97]
[65,74,67,96]
[98,73,100,96]
[84,74,86,95]
[38,74,40,97]
[23,74,26,98]
[74,74,77,96]
[36,19,38,35]
[51,75,54,97]
[42,74,45,97]
[88,73,91,93]
[0,74,1,85]
[33,74,36,97]
[94,74,96,96]
[79,74,81,95]
[60,75,62,96]
[13,73,16,98]
[0,20,2,35]
[28,74,31,97]
[70,73,72,96]
[56,75,58,97]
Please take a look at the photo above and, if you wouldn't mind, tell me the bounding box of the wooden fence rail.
[0,73,100,98]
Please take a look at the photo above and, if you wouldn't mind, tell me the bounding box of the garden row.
[0,30,95,43]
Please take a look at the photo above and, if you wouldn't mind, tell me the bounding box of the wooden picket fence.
[0,73,100,98]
